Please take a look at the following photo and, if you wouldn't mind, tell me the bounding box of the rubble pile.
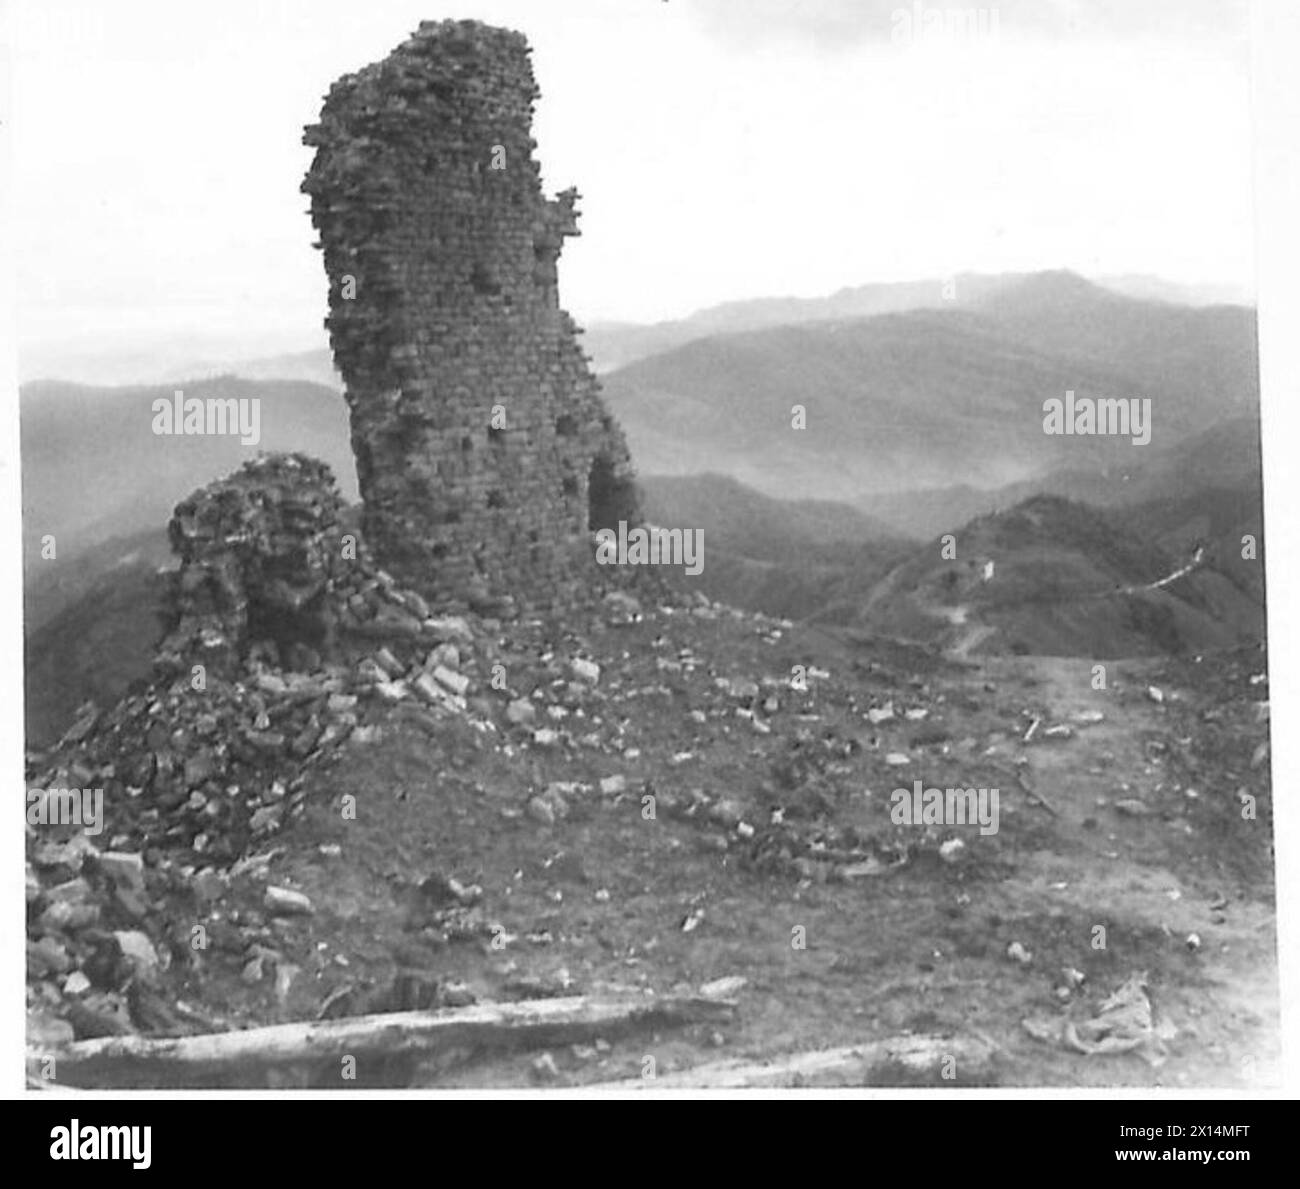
[25,454,501,1039]
[156,453,450,678]
[31,454,489,851]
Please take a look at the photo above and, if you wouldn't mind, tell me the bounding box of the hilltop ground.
[30,584,1276,1088]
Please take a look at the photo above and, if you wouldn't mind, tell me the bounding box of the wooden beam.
[598,1034,998,1089]
[35,994,737,1089]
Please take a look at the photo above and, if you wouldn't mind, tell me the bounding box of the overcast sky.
[6,0,1255,360]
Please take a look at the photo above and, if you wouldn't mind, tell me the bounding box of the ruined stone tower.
[303,19,639,614]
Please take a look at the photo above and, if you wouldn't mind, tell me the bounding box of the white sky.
[5,0,1256,356]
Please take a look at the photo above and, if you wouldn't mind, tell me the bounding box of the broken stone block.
[27,937,72,977]
[427,642,460,670]
[97,851,145,894]
[426,616,474,643]
[432,665,470,697]
[506,698,536,725]
[264,886,314,916]
[374,680,409,703]
[113,931,161,981]
[374,648,405,678]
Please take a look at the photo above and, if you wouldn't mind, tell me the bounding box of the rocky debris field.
[26,458,1277,1087]
[27,592,1277,1087]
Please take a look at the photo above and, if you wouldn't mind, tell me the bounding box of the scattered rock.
[28,937,72,977]
[604,591,642,617]
[839,858,884,879]
[433,665,471,697]
[39,900,100,933]
[97,851,146,894]
[27,1008,76,1050]
[699,975,747,1000]
[527,796,557,827]
[426,615,473,643]
[939,838,965,863]
[113,931,161,981]
[192,868,226,902]
[374,647,404,678]
[531,1051,561,1083]
[440,981,476,1008]
[264,886,314,916]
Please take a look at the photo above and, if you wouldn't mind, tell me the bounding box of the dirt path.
[950,622,997,658]
[977,654,1280,1086]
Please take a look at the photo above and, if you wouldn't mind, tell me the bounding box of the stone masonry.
[303,19,640,615]
[157,453,417,680]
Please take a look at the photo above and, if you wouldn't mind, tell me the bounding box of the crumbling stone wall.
[160,454,345,678]
[46,451,487,862]
[302,19,639,615]
[157,453,435,680]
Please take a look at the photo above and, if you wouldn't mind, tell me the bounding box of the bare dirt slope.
[42,593,1272,1089]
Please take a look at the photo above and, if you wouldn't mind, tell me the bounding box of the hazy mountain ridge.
[858,411,1263,539]
[21,270,1253,386]
[583,269,1253,374]
[601,274,1258,503]
[21,270,1265,744]
[21,375,356,581]
[831,495,1264,658]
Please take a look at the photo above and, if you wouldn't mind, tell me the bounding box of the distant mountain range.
[857,409,1264,539]
[21,271,1261,577]
[20,270,1252,386]
[21,268,1265,742]
[21,376,355,595]
[583,271,1251,374]
[601,271,1258,503]
[21,273,1260,560]
[24,527,171,747]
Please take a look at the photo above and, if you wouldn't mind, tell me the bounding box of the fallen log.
[598,1034,998,1089]
[34,994,737,1089]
